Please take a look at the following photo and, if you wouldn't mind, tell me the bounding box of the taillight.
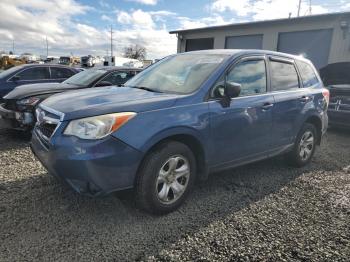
[322,88,330,105]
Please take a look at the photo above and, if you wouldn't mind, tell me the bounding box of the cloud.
[101,14,113,22]
[126,0,158,5]
[177,15,233,30]
[117,9,155,29]
[211,0,251,16]
[0,0,176,59]
[210,0,330,20]
[0,0,92,53]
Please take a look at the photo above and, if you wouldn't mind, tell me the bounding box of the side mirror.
[11,76,20,82]
[95,81,113,87]
[225,82,241,98]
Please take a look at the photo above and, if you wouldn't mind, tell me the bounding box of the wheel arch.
[137,127,209,183]
[304,114,323,145]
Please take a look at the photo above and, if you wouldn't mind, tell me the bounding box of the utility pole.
[12,40,15,54]
[297,0,302,17]
[309,0,312,15]
[110,25,113,58]
[45,36,49,57]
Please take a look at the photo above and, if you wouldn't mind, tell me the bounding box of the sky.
[0,0,349,59]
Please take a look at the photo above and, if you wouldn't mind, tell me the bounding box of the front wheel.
[135,141,196,214]
[287,123,317,167]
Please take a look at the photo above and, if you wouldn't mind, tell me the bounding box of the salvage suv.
[31,50,329,214]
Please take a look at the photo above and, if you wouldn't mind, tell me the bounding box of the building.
[169,12,350,69]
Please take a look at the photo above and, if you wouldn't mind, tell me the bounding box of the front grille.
[34,107,62,144]
[38,122,57,139]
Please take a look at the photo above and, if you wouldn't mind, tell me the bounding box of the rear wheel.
[135,141,196,214]
[287,123,317,167]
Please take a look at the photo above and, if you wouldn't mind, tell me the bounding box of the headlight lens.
[17,97,40,106]
[64,112,136,140]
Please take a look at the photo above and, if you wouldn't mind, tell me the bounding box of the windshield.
[63,69,106,86]
[0,66,23,79]
[125,53,228,94]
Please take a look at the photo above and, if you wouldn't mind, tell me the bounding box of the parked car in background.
[0,67,141,131]
[0,64,80,99]
[320,62,350,128]
[31,50,329,214]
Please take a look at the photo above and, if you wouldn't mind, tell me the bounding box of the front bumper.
[0,103,34,130]
[30,129,144,196]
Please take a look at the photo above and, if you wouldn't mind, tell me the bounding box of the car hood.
[4,83,80,99]
[41,86,179,121]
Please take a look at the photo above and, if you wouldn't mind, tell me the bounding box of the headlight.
[17,97,40,106]
[64,112,136,140]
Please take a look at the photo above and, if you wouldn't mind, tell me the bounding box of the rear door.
[268,56,308,149]
[208,56,274,167]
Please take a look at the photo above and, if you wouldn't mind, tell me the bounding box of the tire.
[287,123,317,167]
[135,141,196,214]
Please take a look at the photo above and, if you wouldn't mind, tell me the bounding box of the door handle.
[261,103,274,110]
[299,96,310,103]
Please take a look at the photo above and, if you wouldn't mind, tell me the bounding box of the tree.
[123,44,146,60]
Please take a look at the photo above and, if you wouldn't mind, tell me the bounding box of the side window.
[227,59,267,96]
[296,61,319,88]
[270,60,299,91]
[16,67,50,81]
[101,71,135,86]
[51,67,74,79]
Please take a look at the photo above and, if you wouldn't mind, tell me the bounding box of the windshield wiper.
[132,86,163,93]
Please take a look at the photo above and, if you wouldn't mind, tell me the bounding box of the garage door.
[185,38,214,52]
[225,34,263,49]
[277,29,333,69]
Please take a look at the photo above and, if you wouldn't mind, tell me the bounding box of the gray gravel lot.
[0,129,349,261]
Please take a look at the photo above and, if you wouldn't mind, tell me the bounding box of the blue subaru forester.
[31,50,329,214]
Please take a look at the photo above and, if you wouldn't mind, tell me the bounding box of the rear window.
[270,61,299,91]
[50,67,74,79]
[296,61,319,87]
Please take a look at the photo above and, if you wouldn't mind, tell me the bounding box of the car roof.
[182,49,310,63]
[88,66,143,72]
[18,63,74,68]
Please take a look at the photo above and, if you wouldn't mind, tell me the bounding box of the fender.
[140,125,208,154]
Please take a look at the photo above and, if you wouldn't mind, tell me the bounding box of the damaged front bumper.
[0,103,34,130]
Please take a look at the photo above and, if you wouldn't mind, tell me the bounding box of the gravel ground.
[0,128,349,261]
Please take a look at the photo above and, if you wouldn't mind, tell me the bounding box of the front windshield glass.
[0,66,23,79]
[63,69,106,86]
[125,53,229,94]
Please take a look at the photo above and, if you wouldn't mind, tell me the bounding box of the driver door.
[208,56,274,168]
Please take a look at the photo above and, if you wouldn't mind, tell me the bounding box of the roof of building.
[169,11,350,34]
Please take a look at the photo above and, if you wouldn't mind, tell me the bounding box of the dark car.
[0,64,80,99]
[0,67,141,131]
[320,62,350,128]
[31,50,329,214]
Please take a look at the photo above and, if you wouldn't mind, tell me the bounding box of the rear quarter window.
[51,67,75,79]
[270,60,299,91]
[296,60,319,87]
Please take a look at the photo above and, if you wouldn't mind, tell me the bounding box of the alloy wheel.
[299,131,314,161]
[156,155,190,205]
